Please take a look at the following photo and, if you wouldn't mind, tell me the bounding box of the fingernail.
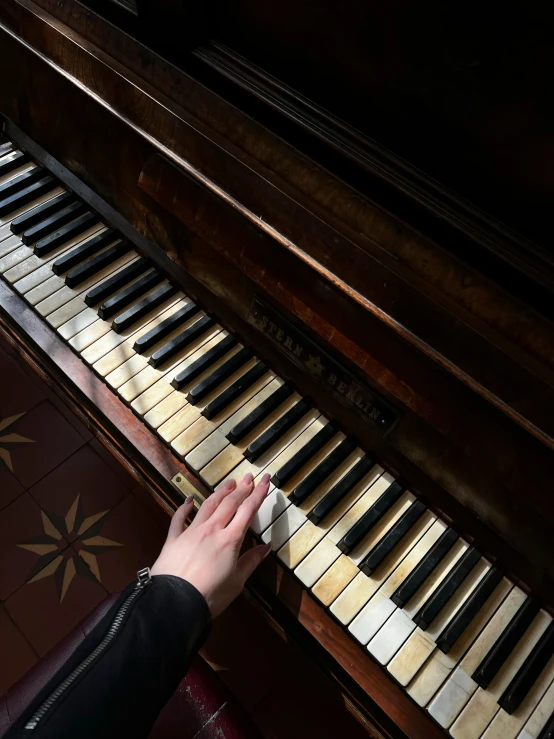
[262,543,272,558]
[243,472,254,484]
[222,478,235,490]
[185,495,195,504]
[261,472,271,485]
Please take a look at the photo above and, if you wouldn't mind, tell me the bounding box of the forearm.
[6,573,211,739]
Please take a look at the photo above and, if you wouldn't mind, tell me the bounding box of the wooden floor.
[0,327,371,738]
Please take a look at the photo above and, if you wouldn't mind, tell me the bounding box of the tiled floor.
[0,329,371,737]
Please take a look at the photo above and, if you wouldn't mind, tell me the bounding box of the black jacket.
[5,572,211,739]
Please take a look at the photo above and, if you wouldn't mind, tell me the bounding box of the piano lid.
[94,0,554,317]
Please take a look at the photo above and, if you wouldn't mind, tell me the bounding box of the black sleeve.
[6,574,211,739]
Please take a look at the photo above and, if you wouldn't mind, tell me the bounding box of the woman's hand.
[151,472,271,618]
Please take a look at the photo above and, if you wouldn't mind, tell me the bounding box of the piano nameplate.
[248,298,400,436]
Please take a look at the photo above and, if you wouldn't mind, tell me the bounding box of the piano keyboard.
[1,141,553,739]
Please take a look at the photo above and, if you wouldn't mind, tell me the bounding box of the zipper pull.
[137,567,151,588]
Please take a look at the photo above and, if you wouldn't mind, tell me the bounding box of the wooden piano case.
[0,1,553,736]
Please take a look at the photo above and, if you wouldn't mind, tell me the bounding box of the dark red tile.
[0,355,46,418]
[45,390,94,443]
[201,595,284,712]
[29,445,129,543]
[0,493,68,601]
[5,545,107,655]
[88,437,136,490]
[72,494,168,593]
[3,401,87,488]
[0,605,37,694]
[0,465,24,512]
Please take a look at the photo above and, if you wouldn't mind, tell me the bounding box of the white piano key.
[330,511,436,626]
[148,400,200,435]
[326,471,396,545]
[25,274,65,305]
[126,326,226,409]
[368,607,416,665]
[402,538,469,619]
[294,537,341,587]
[185,430,230,472]
[428,666,477,728]
[311,554,359,606]
[519,675,554,738]
[387,628,436,686]
[0,187,64,227]
[261,503,307,551]
[3,224,104,282]
[349,490,416,566]
[482,655,554,739]
[250,488,291,535]
[348,591,397,645]
[0,234,23,259]
[277,519,327,569]
[386,559,491,692]
[57,308,99,340]
[80,291,184,365]
[200,409,323,490]
[450,610,553,739]
[379,518,447,599]
[425,558,491,641]
[406,578,513,708]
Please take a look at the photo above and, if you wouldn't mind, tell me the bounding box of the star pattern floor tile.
[4,401,87,489]
[5,545,107,655]
[29,445,129,543]
[0,492,68,601]
[72,494,168,593]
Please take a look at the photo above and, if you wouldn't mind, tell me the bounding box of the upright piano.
[0,1,553,737]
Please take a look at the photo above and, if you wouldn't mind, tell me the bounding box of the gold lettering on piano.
[248,297,400,436]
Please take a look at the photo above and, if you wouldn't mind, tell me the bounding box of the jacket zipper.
[24,568,152,731]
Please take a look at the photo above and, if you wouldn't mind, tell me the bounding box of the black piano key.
[34,212,101,257]
[0,150,29,176]
[288,436,358,504]
[10,191,75,235]
[133,301,200,353]
[112,283,177,334]
[65,241,130,288]
[227,383,295,445]
[52,229,117,275]
[149,315,216,369]
[171,334,237,390]
[413,547,481,630]
[391,528,459,608]
[538,710,554,739]
[186,346,252,404]
[360,500,427,576]
[436,567,504,653]
[22,200,88,245]
[0,176,56,218]
[337,480,405,555]
[0,165,43,200]
[84,256,150,306]
[242,399,312,463]
[270,420,339,489]
[98,269,163,319]
[499,619,554,714]
[472,597,541,689]
[308,454,375,525]
[0,142,13,157]
[203,361,269,420]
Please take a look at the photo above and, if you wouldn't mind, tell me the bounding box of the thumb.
[167,496,195,541]
[237,543,272,584]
